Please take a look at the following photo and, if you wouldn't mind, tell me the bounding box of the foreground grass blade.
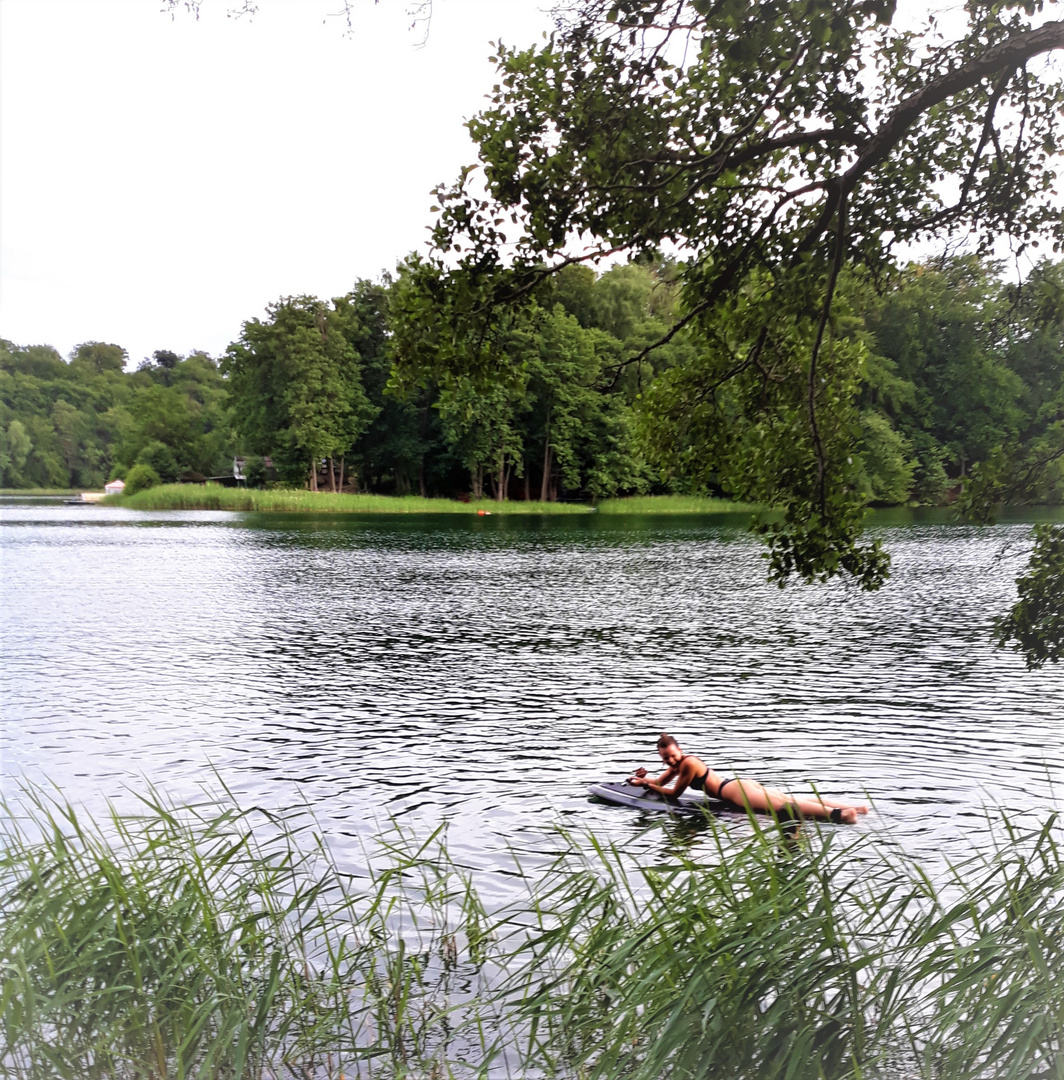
[2,787,1062,1079]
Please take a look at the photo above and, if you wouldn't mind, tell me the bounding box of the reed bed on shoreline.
[2,786,1062,1079]
[103,485,593,514]
[594,495,756,514]
[99,485,755,515]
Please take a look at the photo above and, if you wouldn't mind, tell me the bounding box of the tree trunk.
[309,458,318,492]
[540,409,552,502]
[540,443,552,502]
[471,465,483,500]
[327,456,337,493]
[337,455,345,494]
[497,457,506,502]
[524,460,531,502]
[419,405,430,499]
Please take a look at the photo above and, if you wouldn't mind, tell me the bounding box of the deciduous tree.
[398,0,1064,659]
[224,296,378,489]
[408,0,1064,590]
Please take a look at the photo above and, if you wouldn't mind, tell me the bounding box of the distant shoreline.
[88,485,755,516]
[8,486,1061,521]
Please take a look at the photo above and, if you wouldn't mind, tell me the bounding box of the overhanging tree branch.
[402,0,1064,600]
[844,21,1064,194]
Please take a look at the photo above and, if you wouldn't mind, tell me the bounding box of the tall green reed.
[2,785,1062,1079]
[593,496,756,515]
[103,485,591,515]
[500,818,1064,1080]
[0,786,495,1079]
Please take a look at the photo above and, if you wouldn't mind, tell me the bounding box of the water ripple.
[2,500,1062,879]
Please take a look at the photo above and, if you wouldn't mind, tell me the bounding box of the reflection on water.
[2,498,1062,891]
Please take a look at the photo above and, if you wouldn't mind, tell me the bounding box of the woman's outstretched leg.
[778,791,869,816]
[728,780,861,824]
[785,794,860,824]
[808,796,869,815]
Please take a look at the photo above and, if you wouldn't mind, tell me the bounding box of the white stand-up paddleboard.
[588,780,725,815]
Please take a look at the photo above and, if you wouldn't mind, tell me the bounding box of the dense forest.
[1,253,1062,508]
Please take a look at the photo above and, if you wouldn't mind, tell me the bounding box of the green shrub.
[243,454,273,487]
[135,440,180,483]
[857,410,917,505]
[107,462,127,482]
[909,431,951,505]
[123,463,160,495]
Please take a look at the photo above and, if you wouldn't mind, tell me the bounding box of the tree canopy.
[398,0,1064,590]
[0,340,230,488]
[223,296,378,491]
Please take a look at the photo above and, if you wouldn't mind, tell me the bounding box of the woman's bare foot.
[839,807,859,825]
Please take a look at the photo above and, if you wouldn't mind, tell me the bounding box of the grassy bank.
[104,483,593,514]
[3,786,1063,1079]
[103,485,758,516]
[595,494,756,514]
[0,487,78,496]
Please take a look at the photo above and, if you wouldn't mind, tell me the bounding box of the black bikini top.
[681,756,733,800]
[678,755,712,792]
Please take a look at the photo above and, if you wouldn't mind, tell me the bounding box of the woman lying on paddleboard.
[628,733,869,824]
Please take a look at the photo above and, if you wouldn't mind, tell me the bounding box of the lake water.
[2,497,1063,895]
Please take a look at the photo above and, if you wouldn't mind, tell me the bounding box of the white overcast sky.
[2,0,1052,367]
[0,0,553,365]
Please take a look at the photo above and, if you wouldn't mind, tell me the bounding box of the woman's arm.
[644,773,689,797]
[630,766,676,785]
[629,763,693,798]
[629,765,678,789]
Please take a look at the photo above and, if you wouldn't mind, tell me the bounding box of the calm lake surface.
[2,498,1063,894]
